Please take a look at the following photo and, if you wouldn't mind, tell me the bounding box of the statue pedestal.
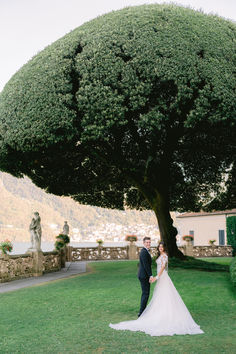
[97,245,102,260]
[26,250,44,276]
[185,242,193,257]
[128,243,138,260]
[26,247,42,254]
[60,247,66,268]
[66,245,72,262]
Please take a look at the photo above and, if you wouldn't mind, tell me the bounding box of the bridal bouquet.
[0,239,13,254]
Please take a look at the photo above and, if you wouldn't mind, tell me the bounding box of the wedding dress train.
[109,254,204,336]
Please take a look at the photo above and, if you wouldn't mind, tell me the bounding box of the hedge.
[230,257,236,287]
[227,216,236,256]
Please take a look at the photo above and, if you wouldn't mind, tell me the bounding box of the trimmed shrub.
[0,4,235,215]
[0,4,235,259]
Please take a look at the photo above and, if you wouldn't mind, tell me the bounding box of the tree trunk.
[152,192,185,259]
[138,184,185,259]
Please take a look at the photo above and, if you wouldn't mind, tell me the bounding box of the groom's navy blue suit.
[138,247,152,317]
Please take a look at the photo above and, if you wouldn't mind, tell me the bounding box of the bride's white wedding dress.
[109,254,204,336]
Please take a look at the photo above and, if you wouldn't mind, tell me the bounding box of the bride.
[109,242,204,336]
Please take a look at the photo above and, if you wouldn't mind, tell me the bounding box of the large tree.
[0,4,235,258]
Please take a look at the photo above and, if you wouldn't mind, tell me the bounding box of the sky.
[0,0,235,92]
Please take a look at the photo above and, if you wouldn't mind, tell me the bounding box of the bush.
[227,216,236,256]
[0,239,13,254]
[230,257,236,287]
[54,234,70,251]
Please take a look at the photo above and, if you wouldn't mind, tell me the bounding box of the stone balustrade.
[69,246,129,261]
[191,245,233,257]
[0,251,61,283]
[68,244,233,261]
[137,247,158,258]
[139,245,233,258]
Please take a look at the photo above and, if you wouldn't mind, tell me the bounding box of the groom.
[138,236,154,317]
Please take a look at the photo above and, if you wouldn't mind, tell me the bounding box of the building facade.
[176,209,236,246]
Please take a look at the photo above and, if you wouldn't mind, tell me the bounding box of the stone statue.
[28,212,42,251]
[62,221,69,235]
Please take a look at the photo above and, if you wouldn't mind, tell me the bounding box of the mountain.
[0,172,160,242]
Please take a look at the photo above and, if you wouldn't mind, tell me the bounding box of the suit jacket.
[138,248,152,279]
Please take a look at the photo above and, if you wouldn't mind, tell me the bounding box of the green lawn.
[0,261,235,353]
[198,257,233,266]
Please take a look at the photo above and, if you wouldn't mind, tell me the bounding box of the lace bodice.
[156,254,168,273]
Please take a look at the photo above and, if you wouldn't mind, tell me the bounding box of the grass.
[198,257,233,266]
[0,260,236,353]
[165,256,231,272]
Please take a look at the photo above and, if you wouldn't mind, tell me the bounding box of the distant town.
[0,221,161,244]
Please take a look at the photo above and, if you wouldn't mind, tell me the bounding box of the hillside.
[0,172,160,242]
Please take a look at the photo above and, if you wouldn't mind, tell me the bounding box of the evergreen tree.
[0,5,235,257]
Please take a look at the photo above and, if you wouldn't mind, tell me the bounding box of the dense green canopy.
[0,4,235,256]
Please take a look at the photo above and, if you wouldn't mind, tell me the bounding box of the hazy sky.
[0,0,235,91]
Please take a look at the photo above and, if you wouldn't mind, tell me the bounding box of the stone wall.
[0,251,61,283]
[192,245,232,257]
[42,251,61,273]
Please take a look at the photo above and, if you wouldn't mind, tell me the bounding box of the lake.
[11,241,156,255]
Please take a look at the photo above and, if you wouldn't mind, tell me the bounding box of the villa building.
[176,209,236,246]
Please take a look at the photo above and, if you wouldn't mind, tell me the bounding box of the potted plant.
[0,239,13,258]
[54,234,70,251]
[182,235,194,242]
[96,239,103,246]
[209,239,216,245]
[54,234,70,268]
[125,235,138,243]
